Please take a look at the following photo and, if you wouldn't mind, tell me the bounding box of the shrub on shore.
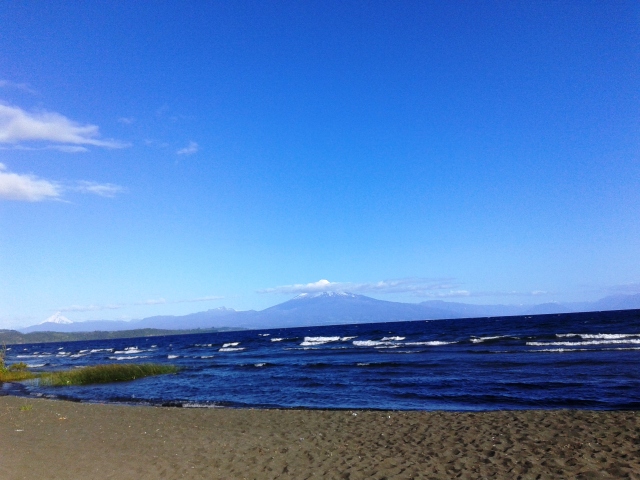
[0,348,178,385]
[0,346,37,381]
[38,363,179,386]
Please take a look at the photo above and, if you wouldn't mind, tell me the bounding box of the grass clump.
[39,363,179,386]
[0,345,36,382]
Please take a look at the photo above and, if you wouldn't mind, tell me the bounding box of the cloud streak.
[177,141,198,155]
[0,79,37,94]
[0,103,128,149]
[258,278,465,297]
[0,164,125,202]
[74,181,125,198]
[0,162,61,201]
[259,278,551,299]
[58,295,224,313]
[607,282,640,295]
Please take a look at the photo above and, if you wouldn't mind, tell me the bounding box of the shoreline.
[1,395,638,479]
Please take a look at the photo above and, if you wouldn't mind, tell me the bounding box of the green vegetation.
[0,345,37,382]
[1,347,178,386]
[38,363,179,386]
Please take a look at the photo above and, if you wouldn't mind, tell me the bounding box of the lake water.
[3,309,639,410]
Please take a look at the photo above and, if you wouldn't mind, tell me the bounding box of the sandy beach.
[0,396,638,479]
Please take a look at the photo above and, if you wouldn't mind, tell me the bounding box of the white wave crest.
[108,355,150,360]
[353,340,396,347]
[527,339,640,347]
[219,347,245,352]
[471,335,516,343]
[222,342,240,348]
[381,336,405,341]
[300,336,347,346]
[113,347,144,354]
[556,333,640,340]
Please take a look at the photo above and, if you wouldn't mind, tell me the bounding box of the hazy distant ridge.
[21,292,640,333]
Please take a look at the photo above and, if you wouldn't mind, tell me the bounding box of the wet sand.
[1,396,639,479]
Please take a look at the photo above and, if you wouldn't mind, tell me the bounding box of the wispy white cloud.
[74,181,125,198]
[258,278,463,296]
[0,79,37,94]
[58,295,224,313]
[177,141,198,155]
[419,290,471,298]
[118,117,135,125]
[0,162,62,201]
[0,103,128,149]
[178,295,224,303]
[136,298,167,306]
[0,164,125,202]
[607,282,640,295]
[58,304,122,313]
[0,144,89,153]
[259,278,551,299]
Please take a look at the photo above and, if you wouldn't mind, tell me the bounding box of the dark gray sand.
[1,396,639,479]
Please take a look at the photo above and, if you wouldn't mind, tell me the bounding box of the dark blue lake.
[3,310,639,410]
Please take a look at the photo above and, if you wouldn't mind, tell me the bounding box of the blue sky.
[1,1,639,328]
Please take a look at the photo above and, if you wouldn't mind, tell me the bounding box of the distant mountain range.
[21,291,640,333]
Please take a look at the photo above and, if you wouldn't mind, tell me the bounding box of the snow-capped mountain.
[41,312,73,325]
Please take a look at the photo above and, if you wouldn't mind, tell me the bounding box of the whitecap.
[527,339,640,347]
[218,347,245,352]
[222,342,240,348]
[167,354,179,359]
[271,338,285,342]
[556,333,640,340]
[381,336,405,341]
[300,336,354,346]
[471,335,516,343]
[108,355,150,360]
[113,348,144,354]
